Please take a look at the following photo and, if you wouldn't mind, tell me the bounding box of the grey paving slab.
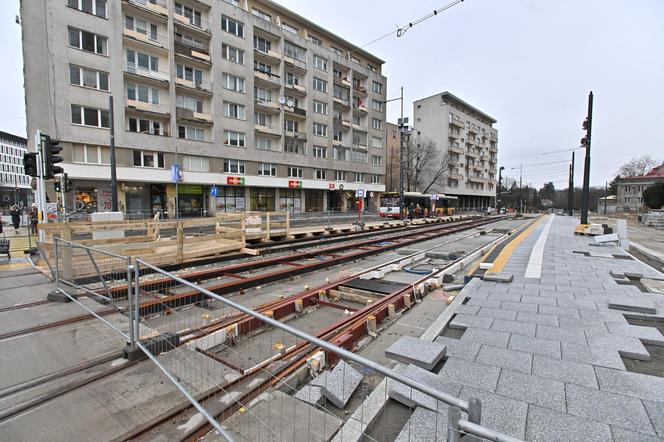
[433,335,481,361]
[585,332,651,360]
[595,367,664,402]
[520,295,557,306]
[475,344,532,374]
[490,318,536,337]
[388,364,462,411]
[515,311,559,326]
[579,309,629,323]
[560,342,626,370]
[565,383,656,434]
[449,314,494,330]
[609,299,658,314]
[610,426,664,442]
[482,272,514,283]
[557,316,608,333]
[455,304,481,315]
[643,400,664,438]
[537,305,581,319]
[495,368,566,412]
[459,386,528,439]
[466,298,502,309]
[294,384,324,406]
[604,322,664,345]
[319,360,362,409]
[531,355,598,388]
[508,334,561,358]
[556,298,599,311]
[385,336,447,370]
[525,404,612,442]
[536,324,587,344]
[438,357,501,392]
[459,327,511,348]
[500,300,538,313]
[395,407,448,442]
[476,306,518,320]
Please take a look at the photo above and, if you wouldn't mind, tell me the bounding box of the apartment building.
[616,164,664,212]
[0,131,33,211]
[21,0,387,217]
[413,91,498,210]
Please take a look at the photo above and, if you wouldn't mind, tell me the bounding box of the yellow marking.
[465,243,499,276]
[486,216,546,274]
[0,261,32,271]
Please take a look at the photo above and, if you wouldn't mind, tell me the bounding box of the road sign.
[288,180,302,189]
[227,176,245,186]
[431,194,439,201]
[355,189,365,198]
[328,183,335,190]
[171,164,181,183]
[210,185,218,197]
[369,191,374,198]
[339,184,344,191]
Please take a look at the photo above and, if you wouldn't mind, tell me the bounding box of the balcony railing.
[174,39,211,62]
[124,61,169,82]
[333,97,350,107]
[254,47,282,61]
[284,129,307,139]
[284,82,306,94]
[122,0,168,17]
[254,69,281,86]
[284,106,307,117]
[283,56,306,71]
[450,118,464,128]
[254,99,281,112]
[125,98,171,115]
[176,107,213,123]
[173,13,211,34]
[353,85,367,94]
[175,77,212,93]
[122,25,169,48]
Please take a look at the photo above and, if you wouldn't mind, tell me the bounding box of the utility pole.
[497,166,504,210]
[580,91,593,224]
[519,164,523,213]
[380,88,406,220]
[568,151,575,216]
[604,181,608,215]
[109,96,118,212]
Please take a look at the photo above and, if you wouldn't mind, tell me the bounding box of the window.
[313,55,327,71]
[372,118,383,130]
[256,136,272,151]
[176,64,203,84]
[177,125,205,141]
[128,117,164,135]
[309,35,322,46]
[288,167,303,178]
[313,123,327,137]
[174,2,202,27]
[352,115,361,126]
[313,77,328,93]
[126,50,159,72]
[71,104,110,128]
[371,136,383,148]
[282,22,298,35]
[68,27,107,55]
[312,101,328,115]
[222,44,244,64]
[69,65,109,91]
[254,86,272,103]
[372,100,384,112]
[224,130,246,147]
[312,146,327,158]
[372,81,383,94]
[224,101,246,120]
[330,46,343,56]
[221,15,244,37]
[371,175,380,184]
[333,84,349,101]
[353,131,367,146]
[355,172,364,182]
[254,36,271,53]
[285,137,306,154]
[372,155,382,166]
[314,169,326,180]
[176,95,203,113]
[334,170,345,181]
[181,155,210,172]
[223,159,245,174]
[284,119,299,133]
[283,41,306,62]
[254,61,272,75]
[223,73,245,92]
[127,83,160,104]
[133,150,164,168]
[125,15,158,41]
[72,144,110,164]
[254,112,272,127]
[351,150,367,163]
[258,163,276,176]
[67,0,107,18]
[252,8,271,22]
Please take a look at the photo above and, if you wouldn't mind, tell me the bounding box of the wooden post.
[61,224,73,281]
[240,214,246,244]
[176,222,184,263]
[265,212,271,241]
[286,211,290,238]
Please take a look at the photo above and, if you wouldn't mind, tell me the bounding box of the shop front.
[73,181,113,215]
[304,189,324,212]
[279,188,302,213]
[177,184,206,218]
[215,186,246,213]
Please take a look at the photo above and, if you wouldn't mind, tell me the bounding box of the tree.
[643,183,664,209]
[539,182,555,200]
[608,175,620,195]
[402,137,451,193]
[616,155,661,177]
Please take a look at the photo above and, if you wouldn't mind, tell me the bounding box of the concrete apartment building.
[616,163,664,212]
[21,0,387,218]
[413,91,498,210]
[0,131,33,211]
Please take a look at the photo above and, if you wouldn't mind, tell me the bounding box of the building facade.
[21,0,387,218]
[616,164,664,212]
[384,122,400,193]
[412,92,497,210]
[0,131,33,212]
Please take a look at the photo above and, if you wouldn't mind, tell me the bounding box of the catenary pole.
[580,91,593,224]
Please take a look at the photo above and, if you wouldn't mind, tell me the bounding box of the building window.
[313,55,327,71]
[284,119,300,133]
[372,81,383,94]
[281,22,299,35]
[254,61,273,76]
[176,64,203,84]
[254,112,272,127]
[254,86,272,103]
[252,8,271,22]
[334,170,345,181]
[181,155,210,172]
[133,150,164,168]
[221,15,244,37]
[371,136,383,148]
[176,95,203,113]
[313,77,327,93]
[69,65,109,91]
[313,100,328,115]
[309,35,322,46]
[372,155,382,166]
[224,0,240,6]
[127,83,160,104]
[285,137,305,154]
[256,136,272,151]
[313,123,328,137]
[177,125,205,141]
[355,172,364,182]
[312,146,327,158]
[351,150,367,163]
[222,44,245,64]
[223,159,245,174]
[71,104,110,128]
[250,188,276,211]
[288,167,303,178]
[223,101,246,120]
[223,73,245,92]
[125,15,158,41]
[371,175,380,184]
[72,144,110,164]
[174,2,202,27]
[314,169,326,180]
[68,27,107,55]
[128,117,164,136]
[258,162,277,176]
[372,118,383,130]
[126,49,159,72]
[224,130,246,147]
[254,35,272,53]
[353,131,367,147]
[352,115,361,126]
[67,0,107,18]
[372,100,383,112]
[333,84,350,101]
[330,46,343,56]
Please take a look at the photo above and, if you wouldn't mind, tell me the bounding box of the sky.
[2,0,663,188]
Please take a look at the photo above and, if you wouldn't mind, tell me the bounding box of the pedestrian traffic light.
[54,180,61,193]
[23,152,38,177]
[43,135,64,179]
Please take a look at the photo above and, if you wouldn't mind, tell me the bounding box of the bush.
[643,182,664,209]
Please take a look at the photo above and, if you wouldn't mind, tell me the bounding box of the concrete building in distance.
[0,131,33,211]
[616,163,664,212]
[384,122,400,193]
[21,0,387,218]
[413,91,498,210]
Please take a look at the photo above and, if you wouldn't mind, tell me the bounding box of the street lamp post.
[497,166,505,210]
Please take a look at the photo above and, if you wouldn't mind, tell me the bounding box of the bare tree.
[616,155,661,177]
[402,137,451,193]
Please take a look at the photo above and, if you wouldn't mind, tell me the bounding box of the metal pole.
[399,86,405,221]
[34,130,46,242]
[448,406,462,442]
[569,151,575,216]
[519,164,523,213]
[466,397,483,442]
[604,181,608,215]
[498,167,503,210]
[127,264,135,348]
[580,91,593,224]
[134,262,140,343]
[109,96,118,212]
[54,238,60,289]
[175,147,179,220]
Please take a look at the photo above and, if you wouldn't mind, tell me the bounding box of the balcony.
[448,131,459,139]
[254,99,281,113]
[255,125,281,137]
[490,133,498,141]
[450,118,464,129]
[353,84,367,95]
[175,77,213,95]
[254,69,281,88]
[174,39,211,63]
[333,75,351,87]
[333,97,350,108]
[122,26,168,50]
[124,61,169,83]
[122,0,168,18]
[449,173,464,181]
[283,56,306,72]
[176,107,213,124]
[449,146,464,155]
[254,47,282,63]
[173,13,211,35]
[333,138,344,146]
[468,126,479,135]
[465,149,478,158]
[353,104,368,114]
[333,118,351,129]
[284,106,307,118]
[125,98,170,116]
[284,129,307,140]
[466,138,475,146]
[284,82,306,95]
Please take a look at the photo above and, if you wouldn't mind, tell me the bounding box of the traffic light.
[64,173,73,192]
[43,135,64,179]
[54,180,61,193]
[23,152,38,177]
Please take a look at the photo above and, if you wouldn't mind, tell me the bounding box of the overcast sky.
[3,0,663,187]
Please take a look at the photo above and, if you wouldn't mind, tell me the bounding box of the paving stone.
[532,355,598,388]
[319,360,362,409]
[556,298,599,311]
[579,309,628,323]
[610,426,664,442]
[566,383,655,434]
[520,295,557,306]
[434,335,481,361]
[395,407,448,442]
[449,314,494,330]
[595,367,664,402]
[491,318,536,337]
[459,327,510,348]
[609,299,658,314]
[455,304,481,315]
[643,400,664,438]
[536,324,587,344]
[476,306,518,320]
[585,332,651,361]
[294,384,324,406]
[604,322,664,345]
[385,336,447,370]
[515,311,559,326]
[526,404,612,442]
[475,344,532,373]
[482,272,513,283]
[537,305,581,319]
[388,363,462,411]
[466,298,502,309]
[561,342,626,370]
[508,334,561,358]
[459,386,528,439]
[557,316,608,333]
[438,357,501,392]
[495,368,566,412]
[500,300,539,313]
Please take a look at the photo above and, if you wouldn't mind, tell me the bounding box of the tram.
[379,192,458,218]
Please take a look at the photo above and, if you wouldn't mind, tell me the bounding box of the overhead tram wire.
[500,147,583,161]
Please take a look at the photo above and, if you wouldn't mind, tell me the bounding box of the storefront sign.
[355,189,365,198]
[328,183,335,190]
[178,184,202,195]
[227,176,245,186]
[288,180,302,189]
[46,203,58,221]
[431,194,439,201]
